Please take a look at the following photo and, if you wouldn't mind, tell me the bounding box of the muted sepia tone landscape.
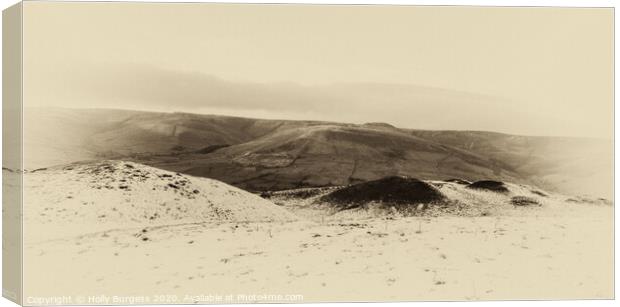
[8,1,615,303]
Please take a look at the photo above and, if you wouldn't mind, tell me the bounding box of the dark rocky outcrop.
[321,176,445,210]
[467,180,509,193]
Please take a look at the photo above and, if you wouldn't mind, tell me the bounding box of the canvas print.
[2,1,614,305]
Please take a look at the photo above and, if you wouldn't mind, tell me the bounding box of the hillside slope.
[409,130,613,197]
[24,107,310,166]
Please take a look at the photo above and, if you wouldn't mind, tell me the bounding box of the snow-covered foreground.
[24,209,612,302]
[21,161,613,303]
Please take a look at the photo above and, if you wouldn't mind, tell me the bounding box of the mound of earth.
[566,196,612,206]
[23,160,296,239]
[320,176,445,210]
[467,180,509,193]
[510,196,541,206]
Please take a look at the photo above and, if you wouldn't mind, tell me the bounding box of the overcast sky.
[24,2,613,139]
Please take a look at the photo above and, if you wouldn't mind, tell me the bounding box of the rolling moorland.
[24,107,612,198]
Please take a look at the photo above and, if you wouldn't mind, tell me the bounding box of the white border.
[0,1,616,307]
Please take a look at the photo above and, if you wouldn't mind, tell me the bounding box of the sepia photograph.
[2,0,615,305]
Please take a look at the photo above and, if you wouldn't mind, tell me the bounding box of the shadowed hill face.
[148,124,524,191]
[23,108,612,197]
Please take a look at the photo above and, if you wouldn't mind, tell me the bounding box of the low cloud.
[29,63,600,138]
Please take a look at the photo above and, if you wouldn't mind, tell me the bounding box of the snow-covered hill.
[23,161,297,241]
